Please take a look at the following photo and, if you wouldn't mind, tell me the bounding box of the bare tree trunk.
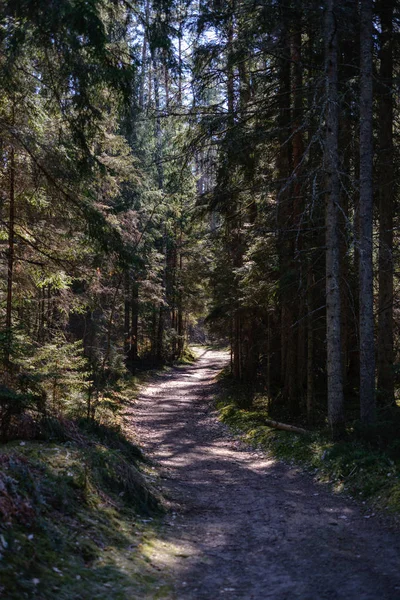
[152,49,167,363]
[124,273,131,370]
[291,22,303,218]
[178,21,183,105]
[233,313,241,380]
[176,218,184,359]
[325,0,344,435]
[230,317,234,375]
[226,2,244,380]
[291,18,305,405]
[377,0,394,407]
[305,22,318,422]
[339,6,359,393]
[151,306,157,364]
[348,129,361,392]
[306,266,314,423]
[130,281,139,371]
[101,275,122,377]
[226,6,235,117]
[276,1,293,399]
[163,49,170,108]
[359,0,375,424]
[5,140,15,368]
[139,0,149,110]
[266,311,271,398]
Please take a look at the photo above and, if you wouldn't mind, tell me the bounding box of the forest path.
[132,349,400,600]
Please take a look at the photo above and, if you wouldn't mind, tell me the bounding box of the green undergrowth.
[0,349,207,599]
[176,346,197,365]
[216,378,400,518]
[0,419,172,599]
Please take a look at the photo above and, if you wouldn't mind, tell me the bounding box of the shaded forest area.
[2,0,400,596]
[201,0,399,437]
[1,0,400,446]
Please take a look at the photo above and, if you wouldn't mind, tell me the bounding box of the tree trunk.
[139,0,149,110]
[152,49,167,363]
[124,273,131,369]
[176,219,184,359]
[276,2,293,401]
[359,0,375,424]
[5,141,15,368]
[291,19,305,404]
[163,49,170,109]
[377,0,394,407]
[325,0,344,435]
[306,266,314,423]
[339,2,359,394]
[178,21,183,105]
[264,418,309,435]
[130,281,139,371]
[226,2,244,380]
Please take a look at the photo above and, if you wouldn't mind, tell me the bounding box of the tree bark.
[377,0,394,407]
[338,1,359,394]
[5,141,15,368]
[124,273,131,369]
[276,1,293,404]
[265,418,309,435]
[306,266,314,423]
[325,0,345,434]
[130,281,139,371]
[178,20,183,105]
[291,17,306,401]
[152,49,167,363]
[139,0,149,110]
[359,0,375,424]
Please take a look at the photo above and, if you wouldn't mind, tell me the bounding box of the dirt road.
[133,349,400,600]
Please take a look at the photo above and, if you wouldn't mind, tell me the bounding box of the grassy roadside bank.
[215,375,400,518]
[0,372,176,599]
[0,348,200,599]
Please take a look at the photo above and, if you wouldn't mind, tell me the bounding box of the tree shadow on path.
[133,350,400,600]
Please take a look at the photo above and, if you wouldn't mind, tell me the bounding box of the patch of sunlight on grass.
[0,435,170,599]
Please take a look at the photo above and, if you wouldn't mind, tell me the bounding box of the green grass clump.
[0,424,170,599]
[176,347,198,365]
[216,388,400,517]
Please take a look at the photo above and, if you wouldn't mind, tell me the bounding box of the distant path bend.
[132,348,400,600]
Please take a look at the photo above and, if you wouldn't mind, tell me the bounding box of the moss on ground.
[216,380,400,517]
[0,348,214,599]
[0,427,173,599]
[176,347,197,365]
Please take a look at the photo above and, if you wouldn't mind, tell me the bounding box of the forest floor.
[129,348,400,600]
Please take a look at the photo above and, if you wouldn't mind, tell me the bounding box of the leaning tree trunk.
[359,0,375,424]
[325,0,345,435]
[377,0,395,407]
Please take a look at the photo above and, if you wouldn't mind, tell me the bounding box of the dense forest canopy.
[0,0,399,439]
